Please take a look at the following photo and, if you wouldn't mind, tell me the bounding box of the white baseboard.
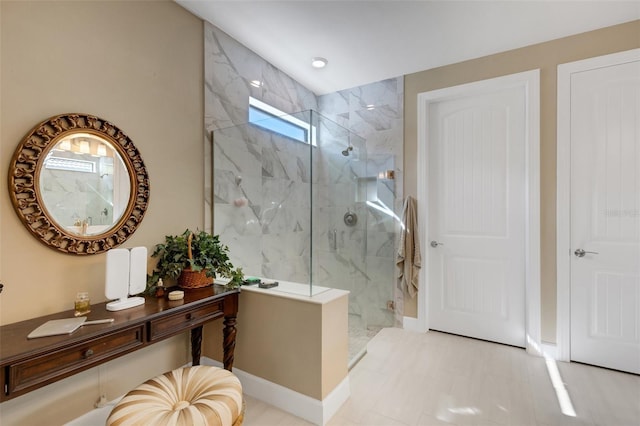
[321,374,351,424]
[201,357,349,425]
[403,316,427,333]
[65,398,122,425]
[66,360,349,426]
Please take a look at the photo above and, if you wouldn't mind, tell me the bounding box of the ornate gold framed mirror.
[8,113,150,255]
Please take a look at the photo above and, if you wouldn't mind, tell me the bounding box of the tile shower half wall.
[204,22,404,330]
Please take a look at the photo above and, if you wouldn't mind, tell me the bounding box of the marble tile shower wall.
[204,23,317,238]
[205,22,404,328]
[318,79,404,328]
[213,123,314,283]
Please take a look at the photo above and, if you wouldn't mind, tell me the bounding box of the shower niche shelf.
[356,173,395,203]
[356,177,378,203]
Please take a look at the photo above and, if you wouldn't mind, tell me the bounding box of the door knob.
[574,248,599,258]
[430,241,444,248]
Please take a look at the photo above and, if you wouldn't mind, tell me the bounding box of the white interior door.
[426,76,528,347]
[568,55,640,374]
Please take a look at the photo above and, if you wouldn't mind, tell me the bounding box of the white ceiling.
[176,1,639,95]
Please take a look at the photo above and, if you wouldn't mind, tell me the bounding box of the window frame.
[248,97,317,146]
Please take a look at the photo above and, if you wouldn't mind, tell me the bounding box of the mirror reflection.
[40,134,131,237]
[10,113,150,255]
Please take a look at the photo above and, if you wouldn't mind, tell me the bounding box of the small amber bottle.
[155,278,165,298]
[74,292,91,316]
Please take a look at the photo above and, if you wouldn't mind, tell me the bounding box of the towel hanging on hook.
[396,196,421,298]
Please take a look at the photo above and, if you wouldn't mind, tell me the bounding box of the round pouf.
[106,366,244,426]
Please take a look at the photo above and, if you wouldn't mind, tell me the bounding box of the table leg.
[223,314,237,371]
[191,325,203,366]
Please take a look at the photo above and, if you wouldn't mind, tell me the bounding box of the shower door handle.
[330,229,337,251]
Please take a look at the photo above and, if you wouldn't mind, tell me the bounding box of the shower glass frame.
[210,109,367,297]
[211,108,399,361]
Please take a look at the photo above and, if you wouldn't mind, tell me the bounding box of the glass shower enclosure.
[211,109,397,362]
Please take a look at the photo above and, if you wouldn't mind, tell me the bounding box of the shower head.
[341,146,353,156]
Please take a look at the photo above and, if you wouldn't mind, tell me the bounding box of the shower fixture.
[344,210,358,227]
[341,146,353,156]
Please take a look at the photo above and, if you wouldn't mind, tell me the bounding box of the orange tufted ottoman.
[106,366,244,426]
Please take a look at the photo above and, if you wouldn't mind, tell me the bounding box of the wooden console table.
[0,285,239,402]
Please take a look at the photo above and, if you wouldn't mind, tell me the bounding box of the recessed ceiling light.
[311,57,328,69]
[250,80,263,88]
[366,104,375,110]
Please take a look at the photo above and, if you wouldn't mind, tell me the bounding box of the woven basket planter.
[178,268,213,289]
[177,233,214,289]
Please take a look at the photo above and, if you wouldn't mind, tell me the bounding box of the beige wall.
[403,20,640,342]
[321,293,349,398]
[203,289,349,400]
[0,0,203,423]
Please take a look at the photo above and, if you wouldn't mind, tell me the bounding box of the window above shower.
[248,97,317,146]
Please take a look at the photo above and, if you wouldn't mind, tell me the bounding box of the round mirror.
[8,113,150,255]
[40,134,131,237]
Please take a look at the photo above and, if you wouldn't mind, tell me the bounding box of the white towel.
[396,196,421,298]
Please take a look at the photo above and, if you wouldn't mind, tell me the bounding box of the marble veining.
[205,21,404,350]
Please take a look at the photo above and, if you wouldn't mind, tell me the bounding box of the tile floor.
[242,327,640,426]
[348,313,384,364]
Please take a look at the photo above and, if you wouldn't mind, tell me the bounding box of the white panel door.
[428,81,526,347]
[569,58,640,374]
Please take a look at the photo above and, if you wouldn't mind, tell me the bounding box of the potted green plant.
[147,229,243,294]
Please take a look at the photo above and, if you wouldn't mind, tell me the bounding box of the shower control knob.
[430,241,444,248]
[344,211,358,227]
